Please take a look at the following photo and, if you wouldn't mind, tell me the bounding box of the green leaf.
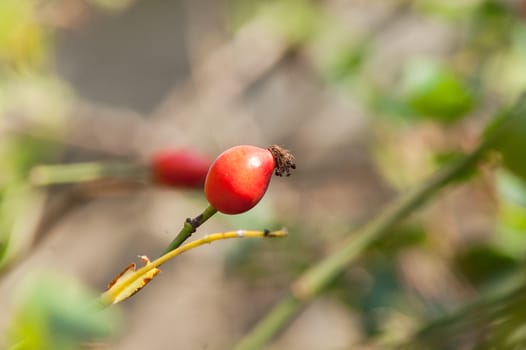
[414,0,481,21]
[259,0,321,44]
[0,185,45,268]
[401,59,475,122]
[485,97,526,181]
[371,225,426,255]
[493,170,526,258]
[8,273,120,350]
[454,244,519,287]
[0,0,47,67]
[325,46,367,83]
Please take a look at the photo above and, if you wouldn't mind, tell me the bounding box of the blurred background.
[2,0,526,349]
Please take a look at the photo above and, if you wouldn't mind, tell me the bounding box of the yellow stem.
[100,229,287,305]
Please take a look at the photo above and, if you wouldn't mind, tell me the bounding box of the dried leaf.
[102,255,160,304]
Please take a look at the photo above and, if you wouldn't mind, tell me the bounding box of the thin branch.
[29,162,148,186]
[162,204,218,255]
[100,228,287,305]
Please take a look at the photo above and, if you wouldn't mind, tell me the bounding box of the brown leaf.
[103,255,161,304]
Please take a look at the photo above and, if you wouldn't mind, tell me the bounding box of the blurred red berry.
[151,149,211,188]
[204,145,295,214]
[520,0,526,19]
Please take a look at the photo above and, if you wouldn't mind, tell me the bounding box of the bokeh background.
[2,0,526,349]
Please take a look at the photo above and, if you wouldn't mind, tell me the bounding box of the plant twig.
[100,228,287,305]
[30,162,148,186]
[162,204,218,254]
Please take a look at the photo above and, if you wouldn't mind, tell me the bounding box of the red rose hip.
[151,149,211,188]
[204,145,295,214]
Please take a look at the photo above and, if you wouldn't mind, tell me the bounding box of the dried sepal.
[102,255,160,305]
[268,145,296,177]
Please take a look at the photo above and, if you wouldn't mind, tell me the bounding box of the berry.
[204,145,295,214]
[151,149,211,188]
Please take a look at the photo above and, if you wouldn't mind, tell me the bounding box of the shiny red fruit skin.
[205,145,276,214]
[151,149,211,188]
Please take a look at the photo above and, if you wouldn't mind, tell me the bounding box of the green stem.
[233,296,302,350]
[162,204,218,254]
[29,162,148,186]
